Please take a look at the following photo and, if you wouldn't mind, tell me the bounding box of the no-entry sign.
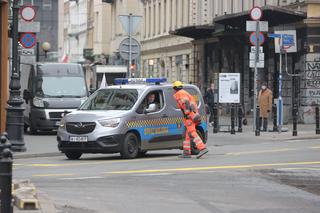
[20,6,36,22]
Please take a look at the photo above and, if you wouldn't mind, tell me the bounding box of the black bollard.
[238,106,243,132]
[0,133,13,213]
[292,103,298,136]
[272,104,278,132]
[255,106,260,136]
[316,106,320,134]
[213,103,219,133]
[231,104,236,134]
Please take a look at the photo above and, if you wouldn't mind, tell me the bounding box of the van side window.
[136,90,164,114]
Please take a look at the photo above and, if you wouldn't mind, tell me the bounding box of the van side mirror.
[23,89,32,100]
[144,103,157,114]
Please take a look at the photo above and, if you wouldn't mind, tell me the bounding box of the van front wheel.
[65,151,82,160]
[120,133,139,159]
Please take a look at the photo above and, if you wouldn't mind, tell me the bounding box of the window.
[20,0,34,5]
[136,90,164,114]
[43,0,52,10]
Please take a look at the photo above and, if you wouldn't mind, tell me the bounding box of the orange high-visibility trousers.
[182,118,206,155]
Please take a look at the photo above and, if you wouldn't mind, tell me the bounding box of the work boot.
[196,148,208,159]
[178,152,191,158]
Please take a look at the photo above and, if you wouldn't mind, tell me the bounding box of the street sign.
[251,46,263,53]
[246,21,268,32]
[20,33,36,48]
[249,60,264,68]
[250,52,264,61]
[250,6,263,20]
[18,21,40,32]
[274,30,297,53]
[119,37,141,60]
[249,32,265,46]
[19,48,34,56]
[20,5,36,22]
[118,15,142,35]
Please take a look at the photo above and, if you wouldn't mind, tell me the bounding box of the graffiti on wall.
[302,55,320,105]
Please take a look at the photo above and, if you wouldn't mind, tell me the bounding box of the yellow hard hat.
[172,81,183,89]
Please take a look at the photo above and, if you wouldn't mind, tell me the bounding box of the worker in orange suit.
[172,81,208,159]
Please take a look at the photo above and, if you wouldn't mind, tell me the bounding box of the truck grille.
[66,122,96,134]
[49,111,71,119]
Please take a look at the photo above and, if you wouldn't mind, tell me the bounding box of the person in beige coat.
[258,82,273,131]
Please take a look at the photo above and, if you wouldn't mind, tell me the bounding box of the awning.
[171,5,306,39]
[170,24,215,39]
[213,5,306,29]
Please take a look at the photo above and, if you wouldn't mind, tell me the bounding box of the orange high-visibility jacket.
[173,89,199,117]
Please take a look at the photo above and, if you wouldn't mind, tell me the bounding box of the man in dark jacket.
[205,83,215,126]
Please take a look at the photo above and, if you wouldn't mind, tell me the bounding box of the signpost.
[118,14,142,77]
[268,30,297,133]
[246,6,267,136]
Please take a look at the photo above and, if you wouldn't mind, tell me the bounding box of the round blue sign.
[20,33,37,48]
[249,32,265,46]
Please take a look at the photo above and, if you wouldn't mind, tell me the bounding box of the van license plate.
[70,136,88,142]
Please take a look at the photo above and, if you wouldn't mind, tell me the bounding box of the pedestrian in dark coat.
[205,83,215,126]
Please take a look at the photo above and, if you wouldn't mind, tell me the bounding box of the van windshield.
[79,89,138,110]
[35,76,87,98]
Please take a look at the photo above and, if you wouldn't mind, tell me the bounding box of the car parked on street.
[57,78,208,159]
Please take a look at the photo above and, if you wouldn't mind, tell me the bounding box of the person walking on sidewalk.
[205,83,215,126]
[258,82,273,131]
[172,81,208,159]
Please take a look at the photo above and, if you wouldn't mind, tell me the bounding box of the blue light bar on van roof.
[114,78,167,85]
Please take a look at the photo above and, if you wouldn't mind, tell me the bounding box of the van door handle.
[162,114,168,118]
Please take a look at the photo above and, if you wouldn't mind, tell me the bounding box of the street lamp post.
[6,0,26,152]
[36,41,51,62]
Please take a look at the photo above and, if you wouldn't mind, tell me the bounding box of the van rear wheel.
[65,151,82,160]
[120,133,139,159]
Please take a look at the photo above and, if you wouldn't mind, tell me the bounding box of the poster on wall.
[219,73,240,103]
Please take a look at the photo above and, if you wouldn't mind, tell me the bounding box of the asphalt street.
[12,127,320,213]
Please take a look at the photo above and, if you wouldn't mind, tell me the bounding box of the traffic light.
[130,63,136,73]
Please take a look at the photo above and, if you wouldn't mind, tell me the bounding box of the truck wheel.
[120,133,139,159]
[138,150,147,157]
[191,130,205,155]
[29,123,37,135]
[65,151,82,160]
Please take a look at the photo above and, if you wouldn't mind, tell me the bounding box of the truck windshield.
[35,76,87,98]
[79,89,138,110]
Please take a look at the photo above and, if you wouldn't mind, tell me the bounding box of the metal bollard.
[292,103,298,136]
[0,133,13,213]
[255,106,260,136]
[213,103,219,133]
[238,106,243,132]
[272,104,278,132]
[231,104,235,134]
[316,106,320,134]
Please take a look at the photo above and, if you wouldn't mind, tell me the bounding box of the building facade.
[169,0,320,123]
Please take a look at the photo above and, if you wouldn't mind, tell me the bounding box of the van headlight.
[59,118,66,129]
[98,118,120,128]
[33,97,44,108]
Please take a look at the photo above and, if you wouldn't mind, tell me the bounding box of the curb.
[13,152,63,159]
